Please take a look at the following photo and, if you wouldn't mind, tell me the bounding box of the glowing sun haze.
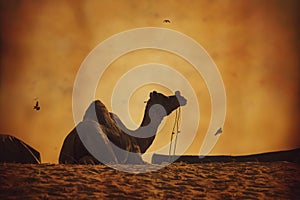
[0,0,299,163]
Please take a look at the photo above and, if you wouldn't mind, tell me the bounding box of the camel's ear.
[175,91,181,96]
[150,91,157,98]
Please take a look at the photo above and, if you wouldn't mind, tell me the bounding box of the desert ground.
[0,161,299,199]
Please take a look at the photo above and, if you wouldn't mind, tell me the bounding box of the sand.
[0,162,299,199]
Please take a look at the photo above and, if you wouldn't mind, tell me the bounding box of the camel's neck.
[113,100,179,154]
[132,103,165,153]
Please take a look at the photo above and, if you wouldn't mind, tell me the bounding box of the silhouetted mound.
[0,134,41,164]
[59,91,187,164]
[152,148,300,164]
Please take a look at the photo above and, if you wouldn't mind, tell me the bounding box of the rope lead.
[168,107,181,157]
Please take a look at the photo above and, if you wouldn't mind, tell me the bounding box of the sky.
[0,0,299,163]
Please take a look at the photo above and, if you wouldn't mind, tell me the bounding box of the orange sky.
[0,0,299,163]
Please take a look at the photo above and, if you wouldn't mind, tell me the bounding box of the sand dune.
[0,162,299,199]
[153,148,300,164]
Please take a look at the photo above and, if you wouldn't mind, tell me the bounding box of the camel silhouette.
[59,90,187,164]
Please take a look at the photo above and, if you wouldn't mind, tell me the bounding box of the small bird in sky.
[33,101,40,111]
[214,127,223,136]
[163,19,171,23]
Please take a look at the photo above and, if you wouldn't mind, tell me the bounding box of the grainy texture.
[1,1,299,164]
[0,162,299,199]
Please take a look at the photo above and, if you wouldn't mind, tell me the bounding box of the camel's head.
[147,91,187,117]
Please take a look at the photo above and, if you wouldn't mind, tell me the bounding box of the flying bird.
[33,101,40,111]
[214,127,222,136]
[163,19,171,23]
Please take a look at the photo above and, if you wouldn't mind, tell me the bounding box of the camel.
[59,91,187,164]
